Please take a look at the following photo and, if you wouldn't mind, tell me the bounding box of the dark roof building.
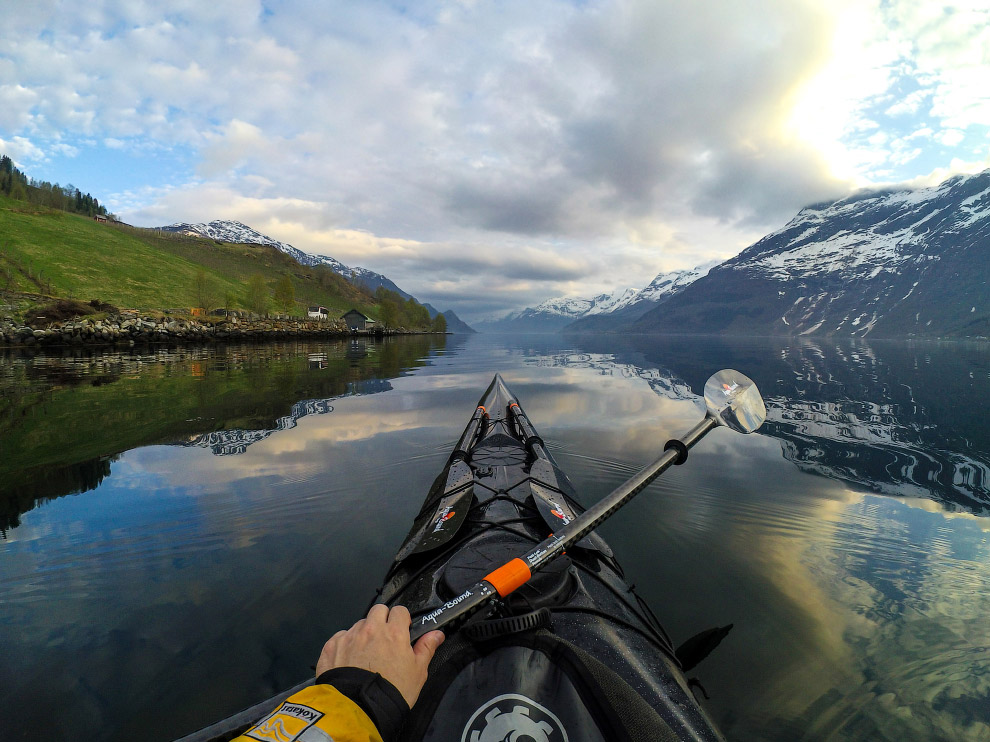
[341,309,370,330]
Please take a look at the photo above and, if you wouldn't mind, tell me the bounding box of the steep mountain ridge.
[630,169,990,338]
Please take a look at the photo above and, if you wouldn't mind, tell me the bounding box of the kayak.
[179,374,730,741]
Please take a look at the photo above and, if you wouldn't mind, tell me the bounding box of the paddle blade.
[703,369,766,433]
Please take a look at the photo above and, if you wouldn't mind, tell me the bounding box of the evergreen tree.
[431,314,447,333]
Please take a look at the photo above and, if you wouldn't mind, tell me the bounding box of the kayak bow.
[178,372,765,742]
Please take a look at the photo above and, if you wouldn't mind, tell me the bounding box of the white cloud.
[1,0,988,319]
[0,135,44,163]
[937,129,965,147]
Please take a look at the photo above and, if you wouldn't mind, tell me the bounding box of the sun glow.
[786,1,902,184]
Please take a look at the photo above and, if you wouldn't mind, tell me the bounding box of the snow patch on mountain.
[729,174,990,282]
[584,287,641,315]
[161,219,379,282]
[636,260,721,304]
[525,262,718,322]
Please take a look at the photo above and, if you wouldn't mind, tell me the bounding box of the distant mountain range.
[163,167,989,339]
[476,261,718,333]
[159,220,475,333]
[550,169,988,339]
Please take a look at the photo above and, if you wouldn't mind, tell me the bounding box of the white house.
[307,305,329,320]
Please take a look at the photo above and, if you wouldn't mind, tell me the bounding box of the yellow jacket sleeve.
[234,684,383,742]
[234,668,411,742]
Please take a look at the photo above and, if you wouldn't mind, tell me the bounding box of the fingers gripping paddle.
[409,369,766,642]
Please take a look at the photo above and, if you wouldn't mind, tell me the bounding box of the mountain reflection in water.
[1,333,988,742]
[556,336,989,514]
[0,336,444,531]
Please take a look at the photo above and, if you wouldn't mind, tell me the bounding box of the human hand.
[315,604,445,708]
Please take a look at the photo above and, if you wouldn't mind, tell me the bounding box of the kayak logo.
[548,501,571,524]
[246,702,323,742]
[721,381,739,396]
[433,507,456,532]
[462,694,568,742]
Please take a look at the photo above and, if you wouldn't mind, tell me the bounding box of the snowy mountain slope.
[637,260,721,303]
[158,219,475,331]
[479,261,719,333]
[161,220,385,285]
[564,261,720,333]
[631,169,990,338]
[476,287,643,332]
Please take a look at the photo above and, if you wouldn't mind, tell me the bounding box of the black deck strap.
[463,607,552,641]
[315,667,409,742]
[663,439,689,465]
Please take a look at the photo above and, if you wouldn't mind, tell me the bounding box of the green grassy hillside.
[0,194,380,319]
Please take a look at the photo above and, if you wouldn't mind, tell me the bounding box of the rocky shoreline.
[0,314,426,348]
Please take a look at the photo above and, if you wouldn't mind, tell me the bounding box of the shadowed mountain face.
[555,335,990,514]
[631,170,990,338]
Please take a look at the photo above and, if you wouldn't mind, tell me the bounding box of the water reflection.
[0,336,446,531]
[184,380,391,456]
[2,334,989,742]
[553,336,990,513]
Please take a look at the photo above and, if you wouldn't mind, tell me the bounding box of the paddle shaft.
[409,415,718,641]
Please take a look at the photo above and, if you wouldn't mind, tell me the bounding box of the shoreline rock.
[0,315,438,349]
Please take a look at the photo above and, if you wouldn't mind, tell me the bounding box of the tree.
[431,313,447,333]
[273,274,295,315]
[380,299,399,328]
[404,298,430,328]
[246,274,269,316]
[193,269,219,311]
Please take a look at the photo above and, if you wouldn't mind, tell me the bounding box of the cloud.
[2,0,988,319]
[0,135,44,163]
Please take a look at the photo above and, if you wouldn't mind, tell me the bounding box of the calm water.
[2,334,989,741]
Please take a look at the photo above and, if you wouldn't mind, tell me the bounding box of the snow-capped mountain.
[630,169,990,338]
[564,261,720,333]
[477,287,643,332]
[160,219,387,286]
[158,219,475,331]
[637,260,721,304]
[583,287,641,315]
[478,261,719,333]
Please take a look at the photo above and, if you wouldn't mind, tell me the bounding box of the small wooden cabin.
[341,309,370,331]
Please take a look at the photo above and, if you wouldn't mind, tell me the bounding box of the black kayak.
[179,374,733,742]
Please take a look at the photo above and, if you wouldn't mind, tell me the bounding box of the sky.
[1,0,989,322]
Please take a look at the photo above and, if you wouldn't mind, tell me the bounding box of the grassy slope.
[0,195,380,319]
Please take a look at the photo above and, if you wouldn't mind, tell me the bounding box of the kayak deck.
[176,374,724,742]
[379,375,724,741]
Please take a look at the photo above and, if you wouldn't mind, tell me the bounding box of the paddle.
[409,368,767,641]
